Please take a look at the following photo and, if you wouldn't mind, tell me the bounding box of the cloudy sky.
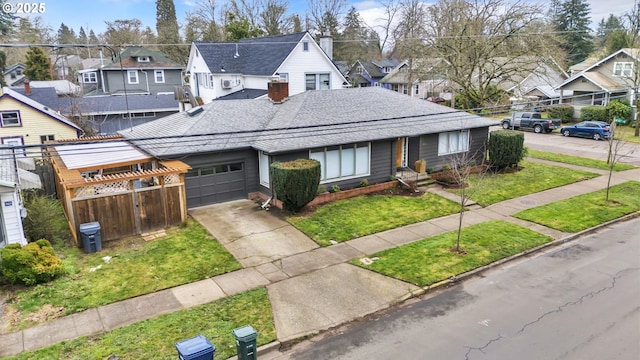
[4,0,633,38]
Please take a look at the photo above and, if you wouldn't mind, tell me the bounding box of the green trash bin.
[232,325,257,360]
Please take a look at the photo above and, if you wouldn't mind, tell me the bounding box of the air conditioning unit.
[222,79,232,89]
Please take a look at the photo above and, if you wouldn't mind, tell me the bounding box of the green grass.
[449,160,599,206]
[615,126,640,144]
[288,193,460,246]
[528,149,636,171]
[7,288,275,360]
[513,181,640,233]
[351,221,551,287]
[4,220,242,331]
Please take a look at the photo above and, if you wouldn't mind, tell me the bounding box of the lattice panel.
[164,174,180,184]
[74,180,130,198]
[74,186,94,198]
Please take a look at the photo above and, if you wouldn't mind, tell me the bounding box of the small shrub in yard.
[359,179,369,187]
[271,159,321,212]
[331,185,341,193]
[22,191,72,244]
[580,106,607,121]
[488,130,526,170]
[0,239,65,285]
[547,104,574,123]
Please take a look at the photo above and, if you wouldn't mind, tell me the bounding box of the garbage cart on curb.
[232,325,258,360]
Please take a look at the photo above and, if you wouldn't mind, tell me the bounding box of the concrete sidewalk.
[1,165,639,358]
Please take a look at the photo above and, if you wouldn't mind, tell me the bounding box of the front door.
[395,137,408,168]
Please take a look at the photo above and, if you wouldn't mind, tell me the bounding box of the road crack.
[464,267,639,359]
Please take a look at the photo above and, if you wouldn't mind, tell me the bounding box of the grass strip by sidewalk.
[528,149,636,171]
[351,221,551,287]
[7,288,275,360]
[288,193,460,246]
[513,181,640,233]
[449,160,598,206]
[5,220,242,331]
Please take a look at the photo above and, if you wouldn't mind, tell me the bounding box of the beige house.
[556,48,639,107]
[0,86,81,152]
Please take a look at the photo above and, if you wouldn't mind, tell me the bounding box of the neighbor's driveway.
[189,199,319,267]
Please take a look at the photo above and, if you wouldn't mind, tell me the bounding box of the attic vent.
[222,80,232,89]
[186,107,204,117]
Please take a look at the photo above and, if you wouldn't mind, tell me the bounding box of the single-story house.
[121,84,497,208]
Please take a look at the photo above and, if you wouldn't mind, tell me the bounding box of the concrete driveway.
[189,199,319,267]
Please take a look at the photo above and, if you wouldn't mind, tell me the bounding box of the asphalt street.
[275,217,640,360]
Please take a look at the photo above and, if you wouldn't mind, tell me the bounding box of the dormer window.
[137,56,150,63]
[356,66,363,74]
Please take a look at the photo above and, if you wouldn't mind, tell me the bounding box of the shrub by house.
[0,239,65,285]
[271,159,321,212]
[488,130,526,170]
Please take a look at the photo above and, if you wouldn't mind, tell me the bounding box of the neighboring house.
[0,150,42,248]
[504,63,569,107]
[381,59,450,99]
[3,64,27,86]
[78,46,185,96]
[28,80,82,96]
[556,48,639,108]
[186,32,349,103]
[49,54,82,80]
[12,85,180,135]
[121,84,496,208]
[348,58,400,88]
[0,87,81,152]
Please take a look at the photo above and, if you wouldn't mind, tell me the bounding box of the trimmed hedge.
[547,104,574,123]
[488,130,526,170]
[0,239,65,285]
[580,106,607,121]
[271,159,321,212]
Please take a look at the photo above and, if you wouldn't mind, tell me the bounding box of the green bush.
[0,239,65,285]
[488,130,526,170]
[606,100,632,122]
[271,159,321,212]
[22,191,72,244]
[580,106,607,121]
[547,104,574,123]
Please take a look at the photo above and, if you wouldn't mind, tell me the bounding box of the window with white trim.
[137,56,150,62]
[82,72,97,83]
[154,70,165,83]
[279,73,289,82]
[0,111,21,127]
[305,73,331,90]
[613,62,633,77]
[303,41,309,51]
[414,83,420,95]
[310,143,370,182]
[128,70,139,84]
[259,152,270,187]
[438,130,469,155]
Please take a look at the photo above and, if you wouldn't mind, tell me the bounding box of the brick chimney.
[24,80,31,95]
[268,80,289,104]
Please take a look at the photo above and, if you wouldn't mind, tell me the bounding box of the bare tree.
[444,143,489,253]
[604,122,635,201]
[423,0,561,109]
[259,0,292,35]
[623,0,640,137]
[305,0,347,35]
[365,0,401,57]
[184,0,225,42]
[102,19,146,46]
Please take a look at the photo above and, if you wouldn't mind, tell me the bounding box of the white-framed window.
[2,136,25,155]
[613,62,633,77]
[309,143,370,182]
[438,130,470,155]
[128,70,139,84]
[259,151,270,187]
[278,73,289,82]
[0,111,21,127]
[137,56,150,62]
[303,41,309,51]
[82,72,97,83]
[154,70,165,83]
[40,135,54,143]
[305,73,331,90]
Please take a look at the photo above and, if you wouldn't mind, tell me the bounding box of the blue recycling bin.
[175,335,215,360]
[79,222,102,253]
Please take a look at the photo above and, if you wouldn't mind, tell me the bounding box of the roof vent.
[186,106,204,117]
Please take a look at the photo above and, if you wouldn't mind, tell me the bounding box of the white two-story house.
[186,32,349,103]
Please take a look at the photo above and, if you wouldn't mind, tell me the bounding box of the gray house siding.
[103,69,183,95]
[416,127,488,171]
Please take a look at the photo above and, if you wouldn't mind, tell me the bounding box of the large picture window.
[438,130,469,155]
[310,143,370,182]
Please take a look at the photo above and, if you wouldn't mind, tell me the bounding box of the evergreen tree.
[0,1,15,84]
[292,14,303,33]
[156,0,185,62]
[24,47,53,81]
[596,14,628,53]
[553,0,593,65]
[89,29,99,44]
[57,23,77,54]
[335,7,377,64]
[225,12,263,41]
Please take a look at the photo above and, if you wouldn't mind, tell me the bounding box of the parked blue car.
[560,121,611,140]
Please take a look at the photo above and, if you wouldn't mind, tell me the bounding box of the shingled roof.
[121,87,497,156]
[194,32,307,75]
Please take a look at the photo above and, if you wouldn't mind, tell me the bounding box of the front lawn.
[288,193,460,246]
[448,160,599,206]
[3,220,242,331]
[528,149,636,171]
[7,288,275,360]
[513,181,640,233]
[615,126,640,144]
[352,221,551,287]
